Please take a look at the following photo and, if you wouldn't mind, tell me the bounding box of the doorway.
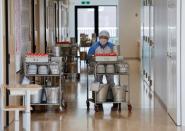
[75,6,117,44]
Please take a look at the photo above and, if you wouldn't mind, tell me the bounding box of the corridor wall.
[153,0,168,109]
[141,0,183,125]
[119,0,140,58]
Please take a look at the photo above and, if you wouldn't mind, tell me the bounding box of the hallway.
[5,60,185,131]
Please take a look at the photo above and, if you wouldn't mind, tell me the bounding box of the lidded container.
[96,65,105,73]
[96,84,109,102]
[53,46,61,57]
[50,62,60,74]
[45,87,60,104]
[28,65,37,75]
[106,64,115,73]
[112,86,126,102]
[38,65,48,75]
[116,63,128,73]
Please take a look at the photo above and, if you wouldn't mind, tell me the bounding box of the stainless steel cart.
[86,59,132,112]
[24,62,66,111]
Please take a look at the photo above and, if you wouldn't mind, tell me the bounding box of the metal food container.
[96,65,105,73]
[112,86,126,102]
[96,84,109,102]
[50,62,60,74]
[31,89,42,103]
[28,65,37,75]
[106,65,115,73]
[53,46,61,57]
[38,66,48,75]
[116,64,128,73]
[45,87,60,104]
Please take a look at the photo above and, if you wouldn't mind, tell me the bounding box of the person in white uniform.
[88,30,118,111]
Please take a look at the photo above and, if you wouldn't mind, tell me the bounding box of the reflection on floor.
[5,60,185,131]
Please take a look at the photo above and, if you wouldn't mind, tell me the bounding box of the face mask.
[100,38,108,46]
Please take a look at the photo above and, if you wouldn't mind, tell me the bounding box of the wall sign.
[81,1,91,5]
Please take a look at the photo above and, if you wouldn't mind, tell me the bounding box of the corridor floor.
[6,60,185,131]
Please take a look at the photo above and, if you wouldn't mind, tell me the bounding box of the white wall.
[153,0,168,108]
[151,0,183,125]
[68,0,118,37]
[181,0,185,126]
[119,0,140,58]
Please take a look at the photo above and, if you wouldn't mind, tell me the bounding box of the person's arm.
[87,43,99,63]
[88,43,99,56]
[88,47,95,56]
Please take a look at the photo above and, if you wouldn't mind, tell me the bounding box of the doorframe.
[44,0,47,53]
[0,0,4,129]
[31,0,35,53]
[75,6,99,43]
[5,0,10,126]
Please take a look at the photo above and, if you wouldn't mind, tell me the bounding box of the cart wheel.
[77,73,80,81]
[94,105,99,112]
[128,104,132,112]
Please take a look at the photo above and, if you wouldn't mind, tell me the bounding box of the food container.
[106,65,115,73]
[95,56,117,61]
[96,65,105,73]
[25,53,49,62]
[31,89,42,103]
[96,84,109,102]
[38,66,48,75]
[28,65,37,74]
[112,86,126,102]
[116,63,128,73]
[53,46,61,57]
[50,62,59,74]
[45,87,59,104]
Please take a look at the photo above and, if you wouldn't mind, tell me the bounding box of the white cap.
[99,30,110,39]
